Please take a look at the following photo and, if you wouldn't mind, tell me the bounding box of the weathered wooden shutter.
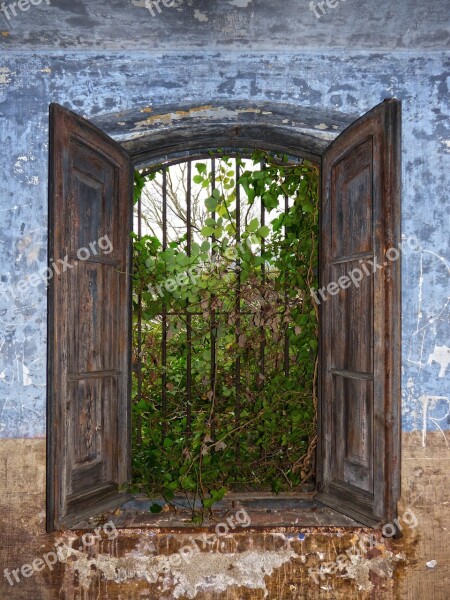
[316,100,401,526]
[47,104,133,531]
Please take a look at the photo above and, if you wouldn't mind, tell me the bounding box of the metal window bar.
[136,189,143,445]
[186,161,192,437]
[162,167,168,437]
[235,157,241,463]
[135,154,300,461]
[284,192,290,377]
[210,158,217,440]
[259,160,266,389]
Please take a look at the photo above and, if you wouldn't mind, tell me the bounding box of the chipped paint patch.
[132,105,276,131]
[343,550,406,592]
[0,67,13,84]
[133,105,217,128]
[62,542,296,599]
[228,0,253,6]
[427,345,450,377]
[194,9,208,22]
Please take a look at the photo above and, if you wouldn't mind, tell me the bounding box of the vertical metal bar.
[186,161,192,436]
[162,168,168,436]
[210,158,217,439]
[235,157,241,462]
[136,182,143,445]
[259,160,266,388]
[284,192,290,377]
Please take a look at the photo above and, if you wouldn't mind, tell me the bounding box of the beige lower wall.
[0,433,448,599]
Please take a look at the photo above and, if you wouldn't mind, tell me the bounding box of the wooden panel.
[47,103,133,531]
[317,99,401,526]
[331,261,373,374]
[67,262,119,374]
[65,143,115,252]
[333,375,373,493]
[331,139,373,259]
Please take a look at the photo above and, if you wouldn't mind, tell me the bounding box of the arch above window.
[92,101,359,167]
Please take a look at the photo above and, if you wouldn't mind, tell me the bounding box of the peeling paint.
[228,0,253,6]
[343,550,406,592]
[193,9,208,23]
[0,67,13,84]
[427,345,450,377]
[62,541,296,599]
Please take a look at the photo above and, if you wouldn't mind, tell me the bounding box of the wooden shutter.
[316,99,401,526]
[47,104,133,531]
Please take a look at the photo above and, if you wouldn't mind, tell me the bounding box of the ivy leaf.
[196,162,207,174]
[201,226,215,237]
[193,175,204,184]
[205,197,218,212]
[247,218,259,233]
[257,225,270,238]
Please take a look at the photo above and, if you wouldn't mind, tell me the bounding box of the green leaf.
[205,197,218,211]
[247,218,259,233]
[193,175,204,184]
[150,503,163,513]
[201,226,215,237]
[257,225,270,238]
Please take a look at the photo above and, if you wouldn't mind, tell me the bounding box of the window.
[131,154,319,507]
[46,100,401,532]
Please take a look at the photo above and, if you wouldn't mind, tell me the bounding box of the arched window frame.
[47,100,401,531]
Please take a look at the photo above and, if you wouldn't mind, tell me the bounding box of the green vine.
[130,150,319,520]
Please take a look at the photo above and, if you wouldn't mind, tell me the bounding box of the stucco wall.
[0,0,449,598]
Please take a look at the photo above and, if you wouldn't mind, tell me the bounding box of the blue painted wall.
[0,6,449,439]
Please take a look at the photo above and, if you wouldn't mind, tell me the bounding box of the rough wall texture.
[1,50,449,438]
[0,0,449,598]
[1,433,449,599]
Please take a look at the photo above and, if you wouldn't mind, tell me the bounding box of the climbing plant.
[130,150,319,519]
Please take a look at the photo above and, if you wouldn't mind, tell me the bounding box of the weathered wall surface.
[0,0,449,598]
[0,50,449,438]
[1,433,449,599]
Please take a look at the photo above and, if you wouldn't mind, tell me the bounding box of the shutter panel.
[47,104,133,531]
[316,100,401,527]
